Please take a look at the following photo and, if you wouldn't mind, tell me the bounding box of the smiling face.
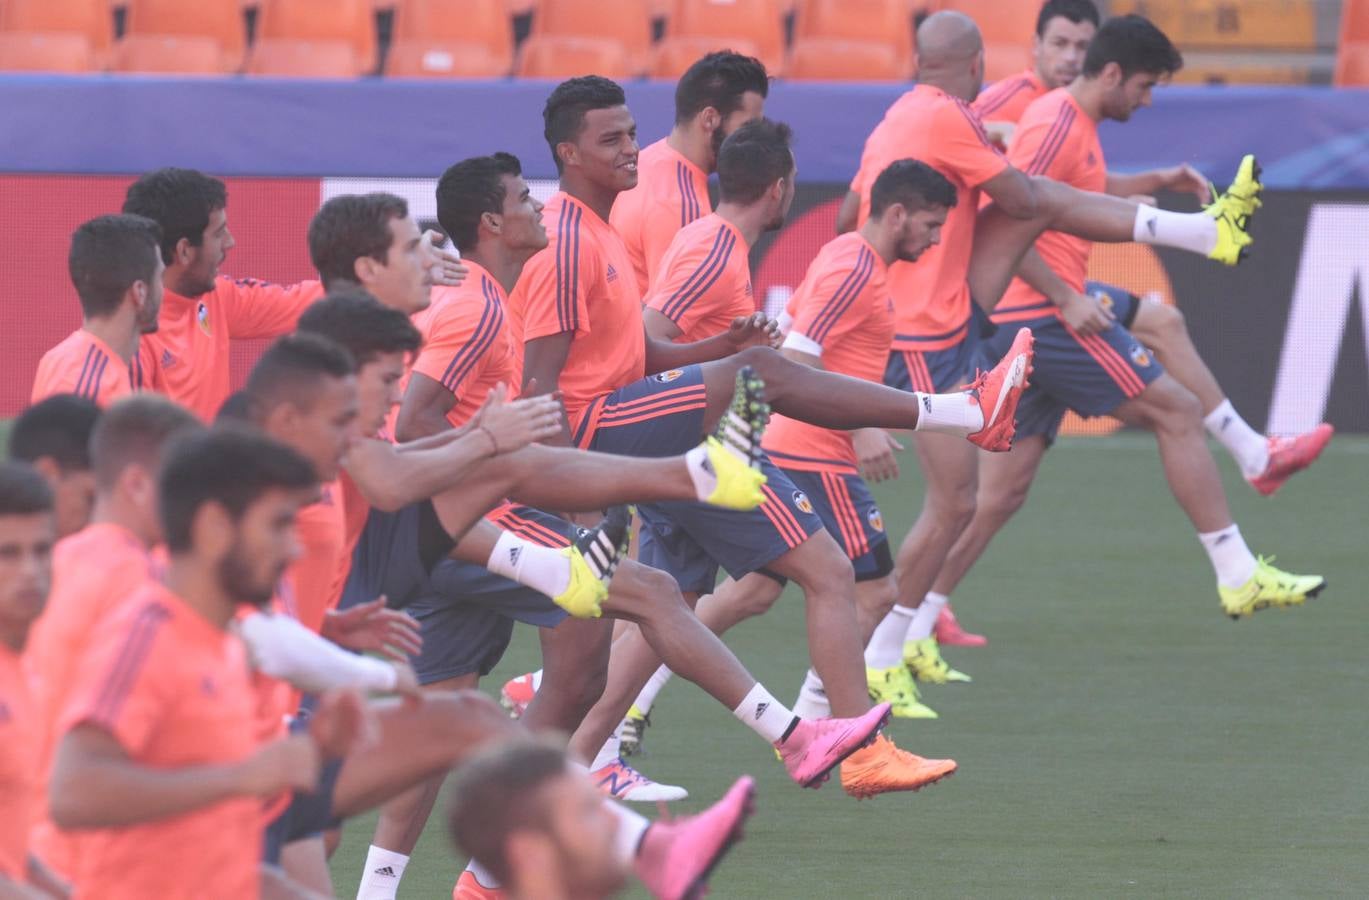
[560,105,640,194]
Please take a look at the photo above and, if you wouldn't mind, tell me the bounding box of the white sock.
[633,666,673,714]
[1203,399,1269,478]
[791,669,831,719]
[684,443,721,500]
[530,669,543,690]
[486,532,569,598]
[1198,524,1258,588]
[904,592,948,643]
[465,860,500,890]
[590,733,622,772]
[912,392,984,435]
[1133,204,1218,256]
[733,683,799,744]
[605,801,650,865]
[865,605,916,669]
[357,846,408,900]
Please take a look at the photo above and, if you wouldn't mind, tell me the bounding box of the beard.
[218,541,278,608]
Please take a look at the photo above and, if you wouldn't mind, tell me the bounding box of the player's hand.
[321,596,422,661]
[309,688,378,760]
[238,734,321,797]
[390,662,423,705]
[1059,290,1114,336]
[983,120,1015,152]
[726,312,781,351]
[475,384,563,453]
[422,229,469,287]
[1164,164,1212,204]
[853,428,903,482]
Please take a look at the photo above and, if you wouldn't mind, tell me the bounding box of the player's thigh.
[1114,372,1202,430]
[976,434,1050,521]
[911,430,980,505]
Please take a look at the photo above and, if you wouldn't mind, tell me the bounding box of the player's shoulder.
[816,231,873,269]
[1020,87,1075,125]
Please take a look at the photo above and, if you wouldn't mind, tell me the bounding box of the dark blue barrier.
[2,75,1368,187]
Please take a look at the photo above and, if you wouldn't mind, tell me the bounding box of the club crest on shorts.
[792,490,814,514]
[1129,343,1152,367]
[1094,290,1114,312]
[868,507,885,532]
[196,301,212,336]
[655,369,685,383]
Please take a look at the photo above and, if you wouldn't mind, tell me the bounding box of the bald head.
[915,11,985,100]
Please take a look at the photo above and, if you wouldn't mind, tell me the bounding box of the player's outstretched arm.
[1106,165,1211,204]
[643,312,780,375]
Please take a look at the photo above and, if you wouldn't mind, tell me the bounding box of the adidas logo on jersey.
[161,349,178,369]
[606,264,618,283]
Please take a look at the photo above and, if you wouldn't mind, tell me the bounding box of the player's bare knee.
[791,535,856,597]
[982,482,1030,528]
[428,689,511,741]
[610,562,687,624]
[735,576,785,619]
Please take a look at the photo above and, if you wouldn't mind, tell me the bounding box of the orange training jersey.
[137,276,325,422]
[30,329,136,407]
[24,523,156,878]
[57,582,260,900]
[849,85,1010,351]
[287,482,348,635]
[645,213,755,344]
[508,192,647,435]
[610,138,711,294]
[0,645,38,884]
[994,89,1105,324]
[763,233,893,471]
[408,261,519,430]
[973,68,1049,125]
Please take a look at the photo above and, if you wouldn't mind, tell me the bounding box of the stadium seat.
[111,34,237,74]
[649,35,763,79]
[245,38,364,77]
[786,38,906,82]
[663,0,787,75]
[516,34,633,79]
[935,0,1036,48]
[1345,0,1369,42]
[0,31,97,71]
[1110,0,1315,50]
[121,0,246,68]
[254,0,377,72]
[0,0,113,56]
[1334,41,1369,86]
[795,0,914,76]
[529,0,653,76]
[983,41,1031,83]
[387,39,509,77]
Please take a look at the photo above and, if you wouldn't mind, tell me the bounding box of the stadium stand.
[251,0,378,74]
[120,0,246,71]
[524,0,654,76]
[1336,0,1369,83]
[786,38,907,81]
[245,37,366,77]
[0,0,112,68]
[517,32,635,78]
[657,0,788,75]
[111,35,238,75]
[0,31,97,72]
[650,35,766,78]
[387,0,514,78]
[794,0,915,77]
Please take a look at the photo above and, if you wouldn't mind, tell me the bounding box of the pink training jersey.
[644,213,756,344]
[973,68,1049,125]
[610,138,712,294]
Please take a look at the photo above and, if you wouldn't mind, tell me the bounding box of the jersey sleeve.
[220,278,326,340]
[1007,102,1082,180]
[514,240,595,342]
[58,603,173,755]
[409,298,497,404]
[645,230,739,334]
[932,102,1011,189]
[789,254,875,352]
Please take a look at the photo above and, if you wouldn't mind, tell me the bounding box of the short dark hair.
[717,118,795,205]
[91,395,202,491]
[68,214,163,320]
[448,737,571,884]
[122,167,227,265]
[436,153,524,255]
[8,395,101,471]
[295,290,423,366]
[243,333,357,423]
[1036,0,1100,37]
[869,159,959,218]
[674,50,770,125]
[308,193,410,288]
[158,426,317,554]
[543,76,627,174]
[1083,14,1182,79]
[0,462,54,517]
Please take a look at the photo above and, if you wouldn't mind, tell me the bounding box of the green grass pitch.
[326,434,1368,899]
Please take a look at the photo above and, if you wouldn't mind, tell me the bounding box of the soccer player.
[836,10,1263,692]
[31,214,164,407]
[611,50,769,293]
[932,16,1325,620]
[46,427,368,898]
[7,395,100,539]
[448,736,756,900]
[0,462,66,899]
[120,167,465,421]
[510,76,1032,799]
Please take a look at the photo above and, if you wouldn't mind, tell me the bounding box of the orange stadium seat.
[935,0,1036,47]
[388,0,513,77]
[1111,0,1315,50]
[122,0,246,67]
[1335,42,1369,86]
[246,37,364,77]
[786,38,906,81]
[0,0,113,55]
[1345,0,1369,41]
[530,0,652,75]
[254,0,377,72]
[516,34,634,79]
[649,34,763,79]
[662,0,786,75]
[795,0,914,76]
[0,31,96,71]
[111,34,237,74]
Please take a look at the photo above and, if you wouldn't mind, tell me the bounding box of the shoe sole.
[1225,578,1327,620]
[682,777,757,900]
[801,705,893,789]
